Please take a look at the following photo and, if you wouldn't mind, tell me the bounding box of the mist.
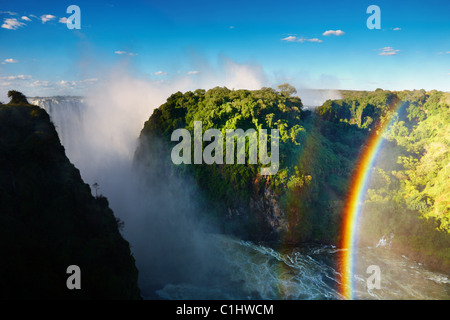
[40,58,269,298]
[297,89,342,109]
[28,55,344,297]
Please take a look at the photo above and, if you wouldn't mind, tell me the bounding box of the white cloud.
[29,80,51,87]
[281,36,297,42]
[393,27,401,31]
[281,36,323,43]
[114,50,138,56]
[229,26,235,29]
[0,75,31,80]
[27,78,98,90]
[0,11,17,16]
[187,70,200,75]
[80,78,98,83]
[378,47,400,56]
[59,80,76,86]
[21,16,31,21]
[59,17,68,24]
[59,79,97,86]
[304,38,323,43]
[1,18,25,30]
[4,58,19,63]
[40,14,56,24]
[322,30,345,36]
[154,71,167,76]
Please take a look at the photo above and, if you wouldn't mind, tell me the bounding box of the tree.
[277,83,297,97]
[7,90,29,105]
[92,182,99,197]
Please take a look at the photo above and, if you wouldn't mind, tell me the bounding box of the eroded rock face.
[249,185,287,236]
[221,176,289,241]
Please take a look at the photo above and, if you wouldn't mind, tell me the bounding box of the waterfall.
[28,96,87,162]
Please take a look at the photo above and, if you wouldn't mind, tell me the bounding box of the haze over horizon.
[1,0,449,102]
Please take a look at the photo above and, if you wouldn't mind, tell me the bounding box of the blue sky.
[1,0,449,100]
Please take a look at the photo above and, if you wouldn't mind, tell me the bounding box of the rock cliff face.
[0,98,141,299]
[248,181,288,239]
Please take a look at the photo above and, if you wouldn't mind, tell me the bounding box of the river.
[153,234,450,300]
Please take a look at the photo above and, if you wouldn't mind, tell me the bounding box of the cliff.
[134,86,355,243]
[134,86,450,273]
[0,91,141,299]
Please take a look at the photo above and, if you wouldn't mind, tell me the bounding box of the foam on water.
[156,235,343,300]
[156,234,450,300]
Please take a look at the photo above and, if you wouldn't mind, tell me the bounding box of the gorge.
[2,86,448,299]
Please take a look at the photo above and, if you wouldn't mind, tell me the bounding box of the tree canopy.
[136,85,450,272]
[7,90,29,105]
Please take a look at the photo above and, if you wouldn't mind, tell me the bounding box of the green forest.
[136,85,450,273]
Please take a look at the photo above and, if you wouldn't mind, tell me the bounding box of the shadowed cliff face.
[0,97,141,299]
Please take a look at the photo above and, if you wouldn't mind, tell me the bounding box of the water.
[147,234,341,300]
[155,234,450,300]
[352,246,450,299]
[28,96,86,162]
[30,96,450,300]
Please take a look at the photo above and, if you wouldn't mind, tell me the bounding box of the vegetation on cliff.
[356,90,449,271]
[135,85,365,242]
[136,85,449,272]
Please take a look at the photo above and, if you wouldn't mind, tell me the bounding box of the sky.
[0,0,449,101]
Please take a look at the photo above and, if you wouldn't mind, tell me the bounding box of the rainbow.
[339,96,403,300]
